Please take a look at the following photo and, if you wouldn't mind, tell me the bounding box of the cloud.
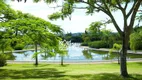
[7,1,119,33]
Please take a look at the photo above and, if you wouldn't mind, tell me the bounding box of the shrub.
[0,53,8,67]
[88,41,109,48]
[14,43,25,50]
[81,42,88,46]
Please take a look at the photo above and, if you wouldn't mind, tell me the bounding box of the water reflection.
[9,43,142,61]
[82,50,93,59]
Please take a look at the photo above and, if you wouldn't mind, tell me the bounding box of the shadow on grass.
[136,62,142,65]
[69,73,142,80]
[60,64,70,67]
[0,68,65,79]
[0,68,142,80]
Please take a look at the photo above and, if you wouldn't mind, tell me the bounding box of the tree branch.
[124,1,129,10]
[103,1,123,36]
[48,5,87,9]
[116,1,128,29]
[129,1,142,29]
[126,1,137,18]
[116,0,123,10]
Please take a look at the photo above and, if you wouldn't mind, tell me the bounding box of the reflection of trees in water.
[15,51,29,57]
[88,50,118,60]
[40,50,56,60]
[82,50,93,59]
[127,54,142,58]
[6,52,16,60]
[89,50,142,60]
[41,53,48,60]
[23,53,29,57]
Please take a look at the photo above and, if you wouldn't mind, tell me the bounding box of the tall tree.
[6,16,62,66]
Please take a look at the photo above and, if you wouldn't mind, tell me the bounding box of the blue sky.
[7,0,140,33]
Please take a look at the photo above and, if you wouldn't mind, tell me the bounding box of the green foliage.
[109,43,122,53]
[88,21,103,33]
[0,38,12,53]
[48,12,62,20]
[113,43,122,50]
[81,42,88,46]
[0,1,63,66]
[57,41,68,56]
[0,53,8,67]
[63,33,83,42]
[13,43,25,50]
[82,21,120,48]
[88,41,108,48]
[130,31,142,50]
[32,52,39,59]
[82,50,93,59]
[71,36,83,42]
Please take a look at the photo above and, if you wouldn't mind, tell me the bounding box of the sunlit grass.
[0,62,142,80]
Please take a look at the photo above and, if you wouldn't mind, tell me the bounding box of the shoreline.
[81,46,142,54]
[4,46,142,54]
[7,58,142,64]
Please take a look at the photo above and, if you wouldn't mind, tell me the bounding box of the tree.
[109,43,122,64]
[9,18,61,66]
[57,40,68,66]
[13,0,142,77]
[1,8,63,65]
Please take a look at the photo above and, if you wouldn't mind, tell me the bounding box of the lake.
[8,43,142,62]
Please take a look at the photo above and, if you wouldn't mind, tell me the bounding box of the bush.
[81,42,88,46]
[88,41,109,48]
[14,43,25,50]
[0,53,8,67]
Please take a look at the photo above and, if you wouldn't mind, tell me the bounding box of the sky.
[6,0,141,33]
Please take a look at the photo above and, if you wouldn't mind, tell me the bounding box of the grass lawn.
[0,62,142,80]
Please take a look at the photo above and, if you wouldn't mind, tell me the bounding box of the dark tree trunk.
[120,32,129,77]
[35,44,38,66]
[61,56,64,66]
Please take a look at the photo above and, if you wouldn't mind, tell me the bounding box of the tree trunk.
[35,44,38,66]
[120,32,129,77]
[61,55,64,66]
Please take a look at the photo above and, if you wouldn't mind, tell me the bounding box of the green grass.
[0,62,142,80]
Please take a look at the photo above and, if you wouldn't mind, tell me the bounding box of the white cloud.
[7,1,120,33]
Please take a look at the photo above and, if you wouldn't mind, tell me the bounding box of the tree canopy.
[0,1,64,66]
